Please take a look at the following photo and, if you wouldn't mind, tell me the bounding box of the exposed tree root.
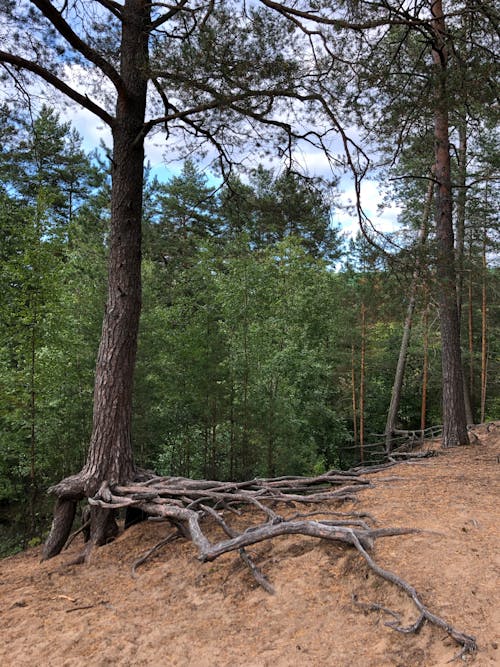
[131,530,181,578]
[63,519,90,550]
[43,499,78,560]
[352,593,403,622]
[348,531,477,660]
[43,467,476,658]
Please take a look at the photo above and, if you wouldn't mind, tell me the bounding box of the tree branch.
[149,0,191,30]
[0,52,114,126]
[95,0,123,20]
[258,0,431,30]
[29,0,125,94]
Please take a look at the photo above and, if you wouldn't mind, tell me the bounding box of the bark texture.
[430,0,469,447]
[82,0,149,493]
[42,0,150,558]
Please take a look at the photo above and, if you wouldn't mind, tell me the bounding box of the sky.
[65,104,401,240]
[0,2,402,242]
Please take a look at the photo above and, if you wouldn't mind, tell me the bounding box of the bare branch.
[95,0,123,20]
[0,52,114,126]
[29,0,125,94]
[258,0,431,31]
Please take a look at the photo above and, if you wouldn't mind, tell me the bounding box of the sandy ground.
[1,424,499,667]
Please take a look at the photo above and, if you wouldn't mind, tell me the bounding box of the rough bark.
[42,499,78,560]
[42,0,150,558]
[480,229,488,422]
[455,120,474,425]
[430,0,469,447]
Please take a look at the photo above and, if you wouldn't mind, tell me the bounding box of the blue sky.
[64,104,401,239]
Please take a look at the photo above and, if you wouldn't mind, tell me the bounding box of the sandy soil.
[1,424,499,667]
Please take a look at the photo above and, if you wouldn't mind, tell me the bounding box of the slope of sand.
[1,424,499,666]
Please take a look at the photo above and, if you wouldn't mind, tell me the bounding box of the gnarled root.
[41,475,116,561]
[42,465,476,660]
[349,531,477,659]
[42,499,78,561]
[68,506,119,565]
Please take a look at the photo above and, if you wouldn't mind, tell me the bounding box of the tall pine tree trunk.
[430,0,469,448]
[420,293,430,436]
[455,120,474,425]
[359,303,366,463]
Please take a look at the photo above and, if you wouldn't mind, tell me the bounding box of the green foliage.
[1,107,498,555]
[0,106,107,551]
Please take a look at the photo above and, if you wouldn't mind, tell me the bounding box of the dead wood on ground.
[70,466,478,659]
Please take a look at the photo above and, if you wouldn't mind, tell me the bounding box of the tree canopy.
[0,2,497,578]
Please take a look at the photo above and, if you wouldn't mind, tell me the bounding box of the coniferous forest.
[0,1,497,569]
[1,102,498,555]
[1,4,499,661]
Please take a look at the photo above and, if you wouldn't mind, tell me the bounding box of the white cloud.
[64,106,111,152]
[333,177,401,238]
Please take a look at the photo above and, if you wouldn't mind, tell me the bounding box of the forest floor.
[0,424,499,667]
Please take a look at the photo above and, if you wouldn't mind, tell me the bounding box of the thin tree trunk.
[468,259,475,413]
[267,380,276,477]
[203,422,209,478]
[211,396,217,479]
[241,262,250,478]
[29,310,37,532]
[385,178,432,452]
[229,380,235,480]
[420,295,430,437]
[455,120,467,315]
[480,229,488,422]
[359,303,366,463]
[430,0,469,447]
[351,344,358,447]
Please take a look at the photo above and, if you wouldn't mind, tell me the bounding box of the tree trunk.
[430,0,469,447]
[455,120,474,425]
[359,302,366,463]
[480,228,488,422]
[81,117,143,491]
[420,294,430,436]
[351,344,358,447]
[468,258,475,417]
[42,0,150,560]
[385,178,432,452]
[455,120,467,316]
